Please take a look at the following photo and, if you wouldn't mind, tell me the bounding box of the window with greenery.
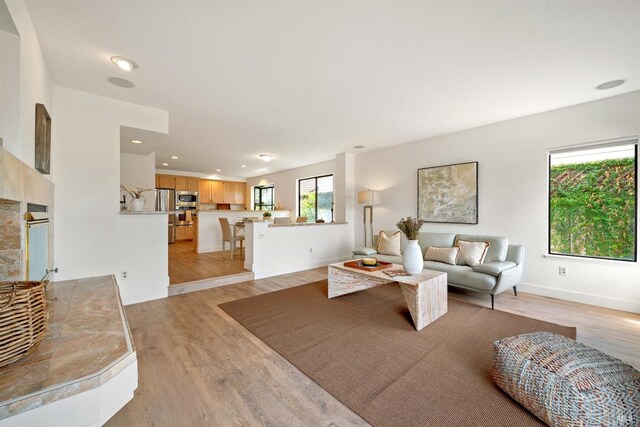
[549,140,637,261]
[253,185,274,211]
[298,175,333,222]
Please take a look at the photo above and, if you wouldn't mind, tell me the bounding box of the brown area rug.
[219,280,576,426]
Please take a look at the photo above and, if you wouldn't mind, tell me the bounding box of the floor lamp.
[357,190,381,247]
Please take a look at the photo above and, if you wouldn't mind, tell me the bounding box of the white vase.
[131,198,144,212]
[403,239,423,274]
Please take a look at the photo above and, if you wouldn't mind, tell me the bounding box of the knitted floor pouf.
[492,331,640,426]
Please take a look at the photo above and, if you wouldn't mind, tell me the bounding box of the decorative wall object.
[418,161,478,224]
[34,103,51,174]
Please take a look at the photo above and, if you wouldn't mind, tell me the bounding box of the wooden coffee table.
[328,261,448,331]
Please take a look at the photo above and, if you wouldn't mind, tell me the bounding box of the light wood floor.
[168,241,248,285]
[107,268,640,426]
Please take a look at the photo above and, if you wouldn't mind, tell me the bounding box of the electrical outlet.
[309,248,313,253]
[558,266,568,277]
[121,271,128,280]
[258,233,265,239]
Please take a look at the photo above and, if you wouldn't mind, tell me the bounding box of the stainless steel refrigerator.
[156,188,176,243]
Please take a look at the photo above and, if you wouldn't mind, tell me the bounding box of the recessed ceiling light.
[259,154,273,162]
[596,79,626,90]
[130,139,143,144]
[354,145,365,149]
[171,156,178,159]
[254,168,267,173]
[107,77,135,88]
[162,163,168,166]
[110,56,138,71]
[215,169,221,172]
[241,165,246,168]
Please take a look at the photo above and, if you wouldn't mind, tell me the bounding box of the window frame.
[297,174,334,222]
[253,185,275,211]
[547,139,638,262]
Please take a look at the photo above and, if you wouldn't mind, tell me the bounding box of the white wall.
[5,0,52,168]
[121,152,156,210]
[246,159,334,213]
[245,222,352,279]
[52,86,170,304]
[355,91,640,313]
[0,25,20,153]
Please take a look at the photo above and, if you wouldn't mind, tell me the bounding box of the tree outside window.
[549,141,637,261]
[299,175,333,222]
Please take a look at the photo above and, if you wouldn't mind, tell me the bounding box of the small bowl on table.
[361,257,378,267]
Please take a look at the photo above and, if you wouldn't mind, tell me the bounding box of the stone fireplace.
[0,144,54,281]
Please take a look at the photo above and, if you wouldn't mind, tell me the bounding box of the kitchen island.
[196,210,291,253]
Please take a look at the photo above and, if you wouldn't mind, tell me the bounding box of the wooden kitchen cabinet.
[199,179,212,203]
[175,176,188,191]
[234,182,246,205]
[211,181,224,203]
[157,174,175,189]
[188,177,199,192]
[175,225,194,241]
[223,182,235,204]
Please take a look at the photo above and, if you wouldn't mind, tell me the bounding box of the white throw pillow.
[377,231,402,256]
[456,240,490,267]
[424,246,459,265]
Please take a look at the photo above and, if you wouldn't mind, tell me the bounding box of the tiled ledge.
[0,275,136,420]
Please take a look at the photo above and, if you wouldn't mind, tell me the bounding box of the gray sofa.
[353,231,525,309]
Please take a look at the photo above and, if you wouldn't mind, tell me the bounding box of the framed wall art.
[34,103,51,175]
[417,161,478,224]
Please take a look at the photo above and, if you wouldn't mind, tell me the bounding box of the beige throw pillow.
[424,246,459,265]
[456,240,490,267]
[377,231,402,256]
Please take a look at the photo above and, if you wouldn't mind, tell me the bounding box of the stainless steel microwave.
[176,191,198,207]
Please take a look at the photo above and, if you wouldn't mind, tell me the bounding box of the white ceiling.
[26,0,640,178]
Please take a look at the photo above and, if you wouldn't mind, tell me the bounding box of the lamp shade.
[358,190,382,205]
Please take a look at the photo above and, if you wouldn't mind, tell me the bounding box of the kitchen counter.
[269,222,348,227]
[119,210,179,215]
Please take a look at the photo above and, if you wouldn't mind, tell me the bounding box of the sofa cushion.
[472,261,516,277]
[423,261,497,291]
[353,247,378,256]
[418,233,456,255]
[377,231,402,256]
[424,246,459,265]
[455,234,508,262]
[455,240,490,266]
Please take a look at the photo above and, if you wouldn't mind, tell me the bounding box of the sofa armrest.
[353,247,378,256]
[506,245,524,265]
[472,261,517,277]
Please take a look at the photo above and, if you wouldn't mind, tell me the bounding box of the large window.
[298,175,333,222]
[253,185,274,210]
[549,140,637,261]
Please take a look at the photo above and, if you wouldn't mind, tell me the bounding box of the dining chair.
[273,217,292,225]
[295,216,307,223]
[219,217,245,260]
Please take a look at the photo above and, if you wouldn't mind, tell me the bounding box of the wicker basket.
[0,281,48,368]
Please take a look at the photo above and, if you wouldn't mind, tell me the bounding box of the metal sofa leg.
[491,294,495,310]
[513,286,518,296]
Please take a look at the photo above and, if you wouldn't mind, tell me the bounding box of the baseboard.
[197,244,221,253]
[518,282,640,314]
[251,256,351,280]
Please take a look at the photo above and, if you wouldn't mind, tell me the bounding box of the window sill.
[544,253,639,266]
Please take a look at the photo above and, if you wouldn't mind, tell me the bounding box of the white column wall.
[52,86,170,304]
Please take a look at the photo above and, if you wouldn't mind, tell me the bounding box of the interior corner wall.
[5,0,53,169]
[51,86,170,304]
[246,159,335,214]
[354,91,640,313]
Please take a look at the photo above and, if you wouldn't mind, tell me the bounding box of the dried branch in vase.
[396,216,425,240]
